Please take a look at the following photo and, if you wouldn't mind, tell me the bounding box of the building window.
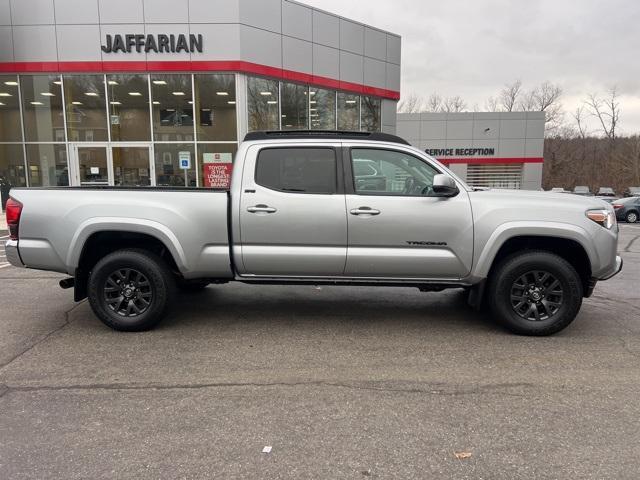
[63,75,108,142]
[0,75,23,142]
[466,163,523,189]
[247,77,279,131]
[198,143,237,188]
[194,74,237,141]
[309,87,336,130]
[154,143,196,187]
[337,93,360,131]
[361,96,381,132]
[255,148,337,194]
[21,75,65,142]
[26,144,69,187]
[0,144,26,189]
[112,146,151,186]
[280,82,309,130]
[151,74,194,142]
[106,74,151,142]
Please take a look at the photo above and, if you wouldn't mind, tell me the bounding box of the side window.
[255,148,337,194]
[351,148,439,195]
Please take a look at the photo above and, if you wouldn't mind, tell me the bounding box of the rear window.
[255,148,337,194]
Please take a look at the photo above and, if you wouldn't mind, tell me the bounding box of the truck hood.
[469,188,611,211]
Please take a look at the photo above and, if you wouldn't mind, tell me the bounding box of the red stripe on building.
[438,157,544,165]
[0,60,401,100]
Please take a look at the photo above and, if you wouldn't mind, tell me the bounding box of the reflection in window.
[26,144,69,187]
[351,149,437,195]
[0,75,23,142]
[309,87,336,130]
[154,143,196,187]
[106,74,151,141]
[112,146,151,186]
[337,93,359,131]
[0,144,26,190]
[247,77,279,131]
[151,74,193,142]
[21,75,65,142]
[63,75,108,142]
[280,82,308,130]
[194,74,237,141]
[361,97,381,132]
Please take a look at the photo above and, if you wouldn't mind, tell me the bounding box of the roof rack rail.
[243,130,411,146]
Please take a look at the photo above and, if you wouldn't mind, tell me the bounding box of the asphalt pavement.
[1,225,639,479]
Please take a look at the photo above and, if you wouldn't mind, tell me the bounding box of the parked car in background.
[573,186,593,196]
[612,197,640,223]
[549,187,570,193]
[623,187,640,197]
[597,187,616,197]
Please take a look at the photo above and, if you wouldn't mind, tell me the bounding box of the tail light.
[5,198,23,240]
[612,204,623,210]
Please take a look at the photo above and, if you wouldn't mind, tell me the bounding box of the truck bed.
[9,187,233,280]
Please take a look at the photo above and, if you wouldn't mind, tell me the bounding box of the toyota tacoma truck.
[4,131,622,335]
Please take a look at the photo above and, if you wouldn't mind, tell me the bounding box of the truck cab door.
[237,143,347,277]
[344,146,473,279]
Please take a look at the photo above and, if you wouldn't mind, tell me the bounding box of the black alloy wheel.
[104,268,153,317]
[510,270,563,321]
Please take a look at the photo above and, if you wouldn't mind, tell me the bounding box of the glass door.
[72,144,110,186]
[111,145,153,187]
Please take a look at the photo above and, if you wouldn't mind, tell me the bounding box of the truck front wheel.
[87,249,175,331]
[487,251,583,336]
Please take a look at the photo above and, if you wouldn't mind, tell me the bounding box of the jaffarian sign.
[101,34,203,54]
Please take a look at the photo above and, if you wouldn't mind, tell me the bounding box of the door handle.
[247,204,277,213]
[350,207,380,216]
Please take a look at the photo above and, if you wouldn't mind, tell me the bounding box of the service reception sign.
[203,153,233,188]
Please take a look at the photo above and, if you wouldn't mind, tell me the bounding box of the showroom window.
[197,143,237,188]
[280,82,309,130]
[361,97,381,132]
[194,74,237,141]
[309,87,336,130]
[247,77,279,131]
[337,93,360,131]
[106,74,151,142]
[26,144,69,187]
[151,74,194,142]
[63,75,108,142]
[0,75,23,142]
[0,144,26,189]
[255,148,337,194]
[21,75,65,142]
[154,143,196,187]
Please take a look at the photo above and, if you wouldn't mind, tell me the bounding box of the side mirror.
[432,174,459,197]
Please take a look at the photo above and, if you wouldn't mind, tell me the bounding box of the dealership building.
[0,0,400,188]
[397,111,545,190]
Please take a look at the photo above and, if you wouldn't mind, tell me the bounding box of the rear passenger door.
[238,144,347,276]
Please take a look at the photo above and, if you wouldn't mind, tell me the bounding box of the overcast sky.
[304,0,640,134]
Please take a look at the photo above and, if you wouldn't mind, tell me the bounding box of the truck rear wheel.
[88,249,175,331]
[487,251,583,336]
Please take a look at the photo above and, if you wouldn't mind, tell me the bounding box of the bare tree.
[425,93,443,112]
[572,105,589,140]
[484,96,500,112]
[585,87,620,141]
[499,79,522,112]
[397,93,424,113]
[440,95,467,113]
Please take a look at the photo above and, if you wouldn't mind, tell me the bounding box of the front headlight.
[586,209,616,229]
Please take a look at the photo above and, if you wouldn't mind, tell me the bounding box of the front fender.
[66,217,188,274]
[472,221,597,279]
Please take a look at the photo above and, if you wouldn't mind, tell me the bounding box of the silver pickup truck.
[5,131,622,335]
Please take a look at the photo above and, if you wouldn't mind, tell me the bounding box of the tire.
[177,279,210,293]
[88,249,175,331]
[626,211,638,223]
[487,251,583,336]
